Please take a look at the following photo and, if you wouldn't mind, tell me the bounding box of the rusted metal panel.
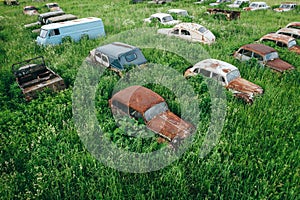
[227,77,263,95]
[286,22,300,29]
[266,59,295,72]
[207,8,241,20]
[147,111,192,141]
[110,86,165,114]
[260,33,293,44]
[242,44,276,55]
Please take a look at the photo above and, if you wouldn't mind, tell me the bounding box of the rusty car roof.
[276,27,300,35]
[260,33,295,44]
[110,86,165,113]
[240,44,276,55]
[174,23,206,32]
[286,22,300,28]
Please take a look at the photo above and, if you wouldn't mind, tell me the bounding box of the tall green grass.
[0,0,299,199]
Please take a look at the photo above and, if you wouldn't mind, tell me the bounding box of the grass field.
[0,0,299,199]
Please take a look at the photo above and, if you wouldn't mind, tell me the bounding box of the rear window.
[125,53,137,62]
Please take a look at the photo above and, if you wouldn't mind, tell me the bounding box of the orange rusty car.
[233,43,295,72]
[259,33,300,55]
[109,85,194,147]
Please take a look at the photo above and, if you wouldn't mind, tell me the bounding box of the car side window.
[171,29,179,35]
[219,76,226,83]
[181,30,190,36]
[125,53,137,62]
[211,72,219,80]
[129,108,143,120]
[242,49,253,57]
[193,68,200,73]
[112,100,128,114]
[277,42,287,48]
[199,69,211,77]
[253,53,263,61]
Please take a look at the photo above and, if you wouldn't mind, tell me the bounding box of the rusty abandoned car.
[23,6,39,16]
[259,33,300,55]
[157,23,216,45]
[206,8,241,20]
[184,59,263,103]
[276,27,300,40]
[285,22,300,30]
[12,56,65,101]
[109,86,194,146]
[233,44,295,72]
[89,42,147,72]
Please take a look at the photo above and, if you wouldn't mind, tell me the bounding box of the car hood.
[157,28,172,35]
[203,30,216,43]
[273,8,290,12]
[162,20,180,25]
[266,59,295,72]
[227,4,240,8]
[147,111,193,141]
[289,45,300,54]
[227,77,263,95]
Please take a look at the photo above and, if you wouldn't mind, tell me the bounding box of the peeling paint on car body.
[233,44,295,72]
[260,33,300,55]
[157,23,216,45]
[23,6,39,16]
[286,22,300,30]
[109,86,194,144]
[184,59,263,103]
[276,27,300,40]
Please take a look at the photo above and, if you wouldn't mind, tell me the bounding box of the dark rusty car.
[12,56,65,101]
[23,6,39,16]
[184,59,263,103]
[260,33,300,55]
[109,85,194,146]
[233,43,295,72]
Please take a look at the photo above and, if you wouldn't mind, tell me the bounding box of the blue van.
[36,17,105,45]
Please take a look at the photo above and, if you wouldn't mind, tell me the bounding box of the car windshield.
[226,69,240,83]
[288,40,297,48]
[49,4,58,8]
[144,102,168,122]
[198,27,207,33]
[265,52,279,61]
[40,29,48,38]
[162,16,173,22]
[25,7,36,11]
[250,3,258,7]
[280,4,290,8]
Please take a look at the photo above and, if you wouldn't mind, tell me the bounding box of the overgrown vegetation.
[0,0,299,199]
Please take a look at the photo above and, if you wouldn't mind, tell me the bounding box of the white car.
[144,13,180,25]
[184,59,263,103]
[209,0,231,6]
[227,0,250,8]
[274,3,297,12]
[157,23,216,45]
[168,9,189,17]
[243,1,270,11]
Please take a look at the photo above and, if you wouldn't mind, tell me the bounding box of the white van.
[36,17,106,45]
